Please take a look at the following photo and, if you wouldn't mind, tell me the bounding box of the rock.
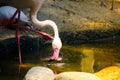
[24,66,55,80]
[54,72,101,80]
[95,66,120,80]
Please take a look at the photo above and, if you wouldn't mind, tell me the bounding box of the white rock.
[24,66,55,80]
[54,72,101,80]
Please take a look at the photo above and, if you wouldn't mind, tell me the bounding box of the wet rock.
[55,72,101,80]
[60,30,120,45]
[24,66,55,80]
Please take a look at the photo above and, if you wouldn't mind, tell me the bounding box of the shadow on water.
[0,36,120,80]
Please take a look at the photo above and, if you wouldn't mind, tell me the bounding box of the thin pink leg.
[15,10,22,64]
[8,9,22,64]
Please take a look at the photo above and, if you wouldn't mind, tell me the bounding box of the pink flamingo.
[0,6,53,40]
[0,0,62,64]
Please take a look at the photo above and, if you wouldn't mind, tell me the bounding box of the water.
[0,42,120,80]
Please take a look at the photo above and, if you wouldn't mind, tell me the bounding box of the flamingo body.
[0,6,29,26]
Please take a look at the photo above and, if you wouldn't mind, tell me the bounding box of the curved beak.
[50,48,60,60]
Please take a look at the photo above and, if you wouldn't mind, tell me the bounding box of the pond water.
[0,42,120,80]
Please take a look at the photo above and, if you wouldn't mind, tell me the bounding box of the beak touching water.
[50,48,60,60]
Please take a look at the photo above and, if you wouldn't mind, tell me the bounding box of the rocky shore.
[24,66,120,80]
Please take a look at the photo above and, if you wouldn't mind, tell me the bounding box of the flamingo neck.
[31,15,59,38]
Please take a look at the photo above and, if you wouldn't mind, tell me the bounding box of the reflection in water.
[81,49,94,73]
[17,66,21,80]
[0,42,120,80]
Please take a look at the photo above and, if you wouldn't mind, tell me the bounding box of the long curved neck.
[30,9,59,38]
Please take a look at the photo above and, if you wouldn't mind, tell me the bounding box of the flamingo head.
[50,36,62,60]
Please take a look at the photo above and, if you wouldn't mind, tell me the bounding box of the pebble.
[24,66,55,80]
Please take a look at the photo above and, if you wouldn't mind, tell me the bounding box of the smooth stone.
[24,66,55,80]
[54,72,101,80]
[95,66,120,80]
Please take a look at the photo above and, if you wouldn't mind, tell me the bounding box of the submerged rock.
[24,66,55,80]
[54,72,101,80]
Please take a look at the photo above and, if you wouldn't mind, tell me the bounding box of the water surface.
[0,42,120,80]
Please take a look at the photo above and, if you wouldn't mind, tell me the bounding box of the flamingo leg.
[16,10,22,64]
[8,9,22,64]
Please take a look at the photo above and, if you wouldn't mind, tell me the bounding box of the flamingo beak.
[50,48,60,61]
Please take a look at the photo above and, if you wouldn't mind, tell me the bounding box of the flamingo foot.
[50,48,60,61]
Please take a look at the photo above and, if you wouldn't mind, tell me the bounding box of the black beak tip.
[48,59,56,62]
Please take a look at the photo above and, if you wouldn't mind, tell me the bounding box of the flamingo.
[0,0,62,64]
